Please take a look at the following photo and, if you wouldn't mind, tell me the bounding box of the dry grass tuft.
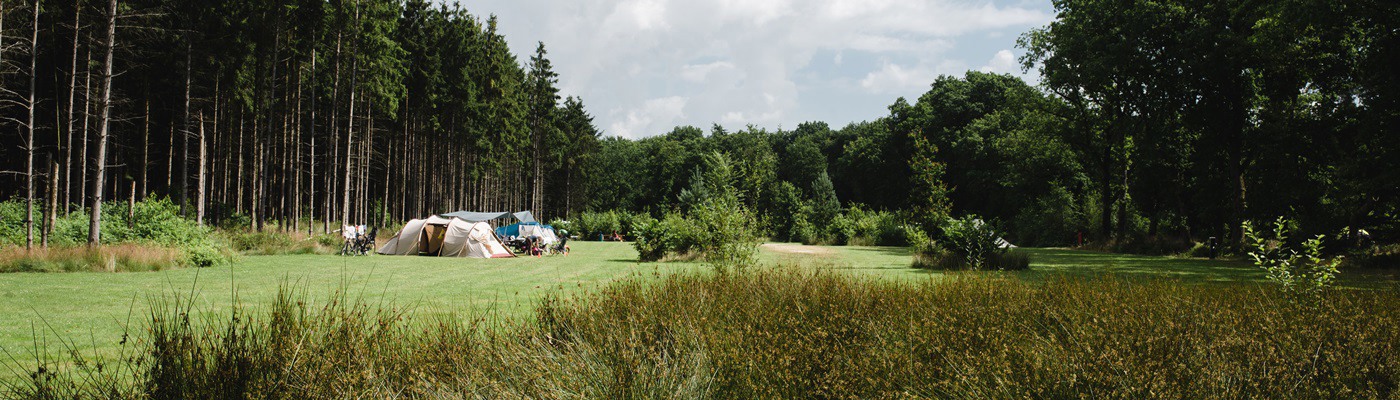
[0,244,184,273]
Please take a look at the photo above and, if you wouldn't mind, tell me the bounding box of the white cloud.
[606,0,670,31]
[680,61,737,82]
[980,49,1018,74]
[462,0,1054,138]
[609,96,688,139]
[860,63,935,94]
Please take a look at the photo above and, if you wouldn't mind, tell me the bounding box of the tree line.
[2,0,1395,251]
[582,0,1398,249]
[0,0,600,248]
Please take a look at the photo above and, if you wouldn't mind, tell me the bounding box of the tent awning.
[513,211,537,224]
[439,211,511,222]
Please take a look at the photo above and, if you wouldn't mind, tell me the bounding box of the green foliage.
[688,199,760,271]
[222,231,334,256]
[632,153,760,269]
[16,270,1397,398]
[1243,217,1343,294]
[183,244,232,268]
[835,206,915,246]
[573,211,625,240]
[0,199,232,272]
[808,172,840,233]
[940,216,1020,270]
[907,132,952,234]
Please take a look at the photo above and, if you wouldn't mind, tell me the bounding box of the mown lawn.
[1,242,1392,367]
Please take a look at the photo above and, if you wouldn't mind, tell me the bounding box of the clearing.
[0,242,1391,365]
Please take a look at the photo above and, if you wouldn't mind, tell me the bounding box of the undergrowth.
[5,269,1397,398]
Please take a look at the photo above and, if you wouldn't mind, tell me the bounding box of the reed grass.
[6,267,1397,399]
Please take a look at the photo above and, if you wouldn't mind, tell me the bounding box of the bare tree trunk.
[88,0,116,246]
[64,0,82,213]
[24,0,39,250]
[236,111,245,214]
[293,59,303,232]
[80,44,91,214]
[341,74,358,225]
[46,159,58,247]
[309,48,317,235]
[140,99,149,199]
[326,32,342,233]
[196,112,207,225]
[180,42,192,216]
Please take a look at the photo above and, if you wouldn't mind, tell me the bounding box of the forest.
[0,0,599,247]
[0,0,1396,253]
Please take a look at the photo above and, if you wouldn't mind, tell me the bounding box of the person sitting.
[610,231,624,242]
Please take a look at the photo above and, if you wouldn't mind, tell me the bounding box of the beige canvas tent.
[377,216,514,258]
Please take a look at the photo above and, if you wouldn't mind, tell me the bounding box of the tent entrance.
[420,223,449,256]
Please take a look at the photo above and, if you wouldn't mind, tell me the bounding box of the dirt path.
[760,243,836,256]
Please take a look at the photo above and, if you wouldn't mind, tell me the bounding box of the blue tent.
[496,222,554,238]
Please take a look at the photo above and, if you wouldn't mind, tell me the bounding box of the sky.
[444,0,1054,139]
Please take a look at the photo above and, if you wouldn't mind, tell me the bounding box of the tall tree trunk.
[46,159,58,248]
[80,44,91,214]
[326,31,342,233]
[197,112,207,225]
[88,0,116,246]
[180,42,192,216]
[64,0,82,213]
[293,58,304,232]
[309,48,317,235]
[140,99,149,199]
[341,73,358,225]
[23,0,38,250]
[235,111,245,214]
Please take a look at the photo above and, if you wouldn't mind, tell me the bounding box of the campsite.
[0,0,1398,397]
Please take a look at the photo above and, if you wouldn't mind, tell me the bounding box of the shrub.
[223,230,332,255]
[1243,217,1343,294]
[574,211,623,240]
[986,249,1031,270]
[1,198,234,272]
[939,215,1022,270]
[689,199,760,271]
[911,238,958,270]
[183,244,233,268]
[839,206,913,246]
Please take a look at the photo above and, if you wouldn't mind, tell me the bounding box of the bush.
[574,211,624,241]
[839,206,913,246]
[222,230,333,255]
[183,244,233,268]
[1,198,235,272]
[689,199,760,270]
[1342,243,1400,270]
[1243,217,1342,294]
[986,249,1031,270]
[940,215,1008,268]
[631,200,759,270]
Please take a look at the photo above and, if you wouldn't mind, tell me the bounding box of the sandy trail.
[760,243,836,256]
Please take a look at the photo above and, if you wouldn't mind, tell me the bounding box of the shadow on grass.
[1018,248,1265,284]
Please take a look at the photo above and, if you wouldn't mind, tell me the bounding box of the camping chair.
[548,237,570,255]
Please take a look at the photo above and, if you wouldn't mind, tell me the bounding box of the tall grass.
[0,245,185,273]
[220,230,340,255]
[7,269,1398,398]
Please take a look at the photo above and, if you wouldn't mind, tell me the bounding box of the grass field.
[1,242,1393,370]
